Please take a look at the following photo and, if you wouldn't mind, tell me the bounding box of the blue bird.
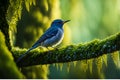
[16,19,70,63]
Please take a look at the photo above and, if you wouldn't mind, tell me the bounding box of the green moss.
[0,0,11,50]
[12,32,120,67]
[0,31,24,78]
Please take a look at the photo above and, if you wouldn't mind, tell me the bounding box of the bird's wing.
[16,27,59,63]
[32,27,58,48]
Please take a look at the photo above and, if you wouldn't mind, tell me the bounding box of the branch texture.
[12,32,120,67]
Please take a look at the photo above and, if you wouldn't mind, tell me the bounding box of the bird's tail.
[16,47,34,63]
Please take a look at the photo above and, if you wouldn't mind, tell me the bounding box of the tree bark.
[13,32,120,67]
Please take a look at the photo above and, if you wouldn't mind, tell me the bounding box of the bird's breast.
[42,28,64,47]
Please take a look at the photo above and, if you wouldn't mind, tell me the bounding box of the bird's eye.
[58,22,62,24]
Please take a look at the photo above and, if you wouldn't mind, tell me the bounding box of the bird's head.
[51,19,70,28]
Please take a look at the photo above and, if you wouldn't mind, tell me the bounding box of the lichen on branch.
[12,32,120,67]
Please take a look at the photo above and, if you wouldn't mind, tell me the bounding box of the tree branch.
[12,32,120,67]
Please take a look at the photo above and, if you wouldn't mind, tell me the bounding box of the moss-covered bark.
[0,31,24,78]
[0,0,11,50]
[13,32,120,67]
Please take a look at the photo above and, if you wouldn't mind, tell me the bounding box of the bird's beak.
[63,20,70,24]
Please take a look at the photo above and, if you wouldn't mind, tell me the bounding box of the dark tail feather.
[16,47,34,63]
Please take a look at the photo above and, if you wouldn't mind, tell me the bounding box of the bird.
[16,19,70,63]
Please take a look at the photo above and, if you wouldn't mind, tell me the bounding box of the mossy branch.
[12,32,120,67]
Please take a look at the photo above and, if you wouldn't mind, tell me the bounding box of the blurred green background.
[7,0,120,79]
